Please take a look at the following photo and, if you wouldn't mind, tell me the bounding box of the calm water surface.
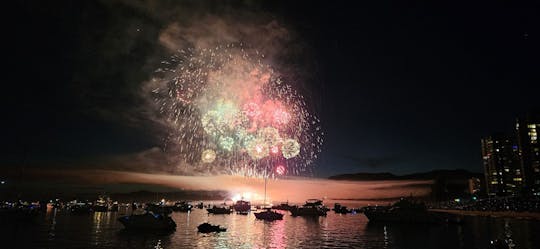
[2,206,540,249]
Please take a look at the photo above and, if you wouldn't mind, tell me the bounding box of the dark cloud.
[69,0,316,138]
[90,147,232,176]
[4,0,317,172]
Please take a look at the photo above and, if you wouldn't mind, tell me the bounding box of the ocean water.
[2,207,540,249]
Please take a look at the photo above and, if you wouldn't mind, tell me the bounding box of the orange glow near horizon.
[19,169,433,204]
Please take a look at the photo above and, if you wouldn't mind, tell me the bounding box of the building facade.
[481,133,523,196]
[516,112,540,195]
[468,177,482,195]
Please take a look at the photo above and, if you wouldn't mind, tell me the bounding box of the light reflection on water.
[2,207,540,249]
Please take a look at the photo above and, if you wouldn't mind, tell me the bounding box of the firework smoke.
[11,168,432,204]
[67,0,325,177]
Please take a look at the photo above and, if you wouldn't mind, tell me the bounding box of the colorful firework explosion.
[151,44,323,177]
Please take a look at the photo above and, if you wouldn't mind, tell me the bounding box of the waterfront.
[2,206,540,249]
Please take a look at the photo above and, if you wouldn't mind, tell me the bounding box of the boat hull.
[254,210,284,220]
[197,223,226,233]
[118,214,176,231]
[207,208,232,214]
[233,201,251,212]
[290,207,327,217]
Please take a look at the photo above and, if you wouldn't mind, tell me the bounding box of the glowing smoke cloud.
[152,45,323,177]
[12,168,433,204]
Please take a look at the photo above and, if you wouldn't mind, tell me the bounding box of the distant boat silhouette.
[254,167,283,221]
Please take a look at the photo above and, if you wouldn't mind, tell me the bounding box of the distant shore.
[429,209,540,220]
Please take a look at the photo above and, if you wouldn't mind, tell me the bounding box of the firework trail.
[151,44,322,178]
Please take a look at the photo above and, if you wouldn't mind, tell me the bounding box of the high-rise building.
[468,177,482,195]
[481,133,523,196]
[516,112,540,195]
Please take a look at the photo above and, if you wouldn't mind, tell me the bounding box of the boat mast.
[264,173,267,208]
[263,162,267,208]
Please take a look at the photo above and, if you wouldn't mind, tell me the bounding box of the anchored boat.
[207,206,232,214]
[363,198,461,224]
[254,168,284,221]
[233,199,251,213]
[117,212,176,231]
[290,199,328,217]
[197,222,226,233]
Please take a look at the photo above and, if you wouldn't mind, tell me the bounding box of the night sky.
[3,1,539,178]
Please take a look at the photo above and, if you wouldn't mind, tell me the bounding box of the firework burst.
[151,44,322,177]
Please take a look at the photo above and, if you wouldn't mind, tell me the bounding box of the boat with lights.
[171,201,192,212]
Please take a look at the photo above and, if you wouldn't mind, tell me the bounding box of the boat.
[487,239,510,249]
[207,206,232,214]
[254,208,283,220]
[109,201,119,212]
[254,169,284,221]
[196,202,204,209]
[197,222,226,233]
[171,201,192,212]
[70,202,92,214]
[272,201,293,211]
[233,200,251,213]
[290,199,328,216]
[118,212,176,231]
[0,201,41,221]
[363,198,460,224]
[93,195,117,212]
[145,203,173,215]
[93,196,107,212]
[333,203,351,214]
